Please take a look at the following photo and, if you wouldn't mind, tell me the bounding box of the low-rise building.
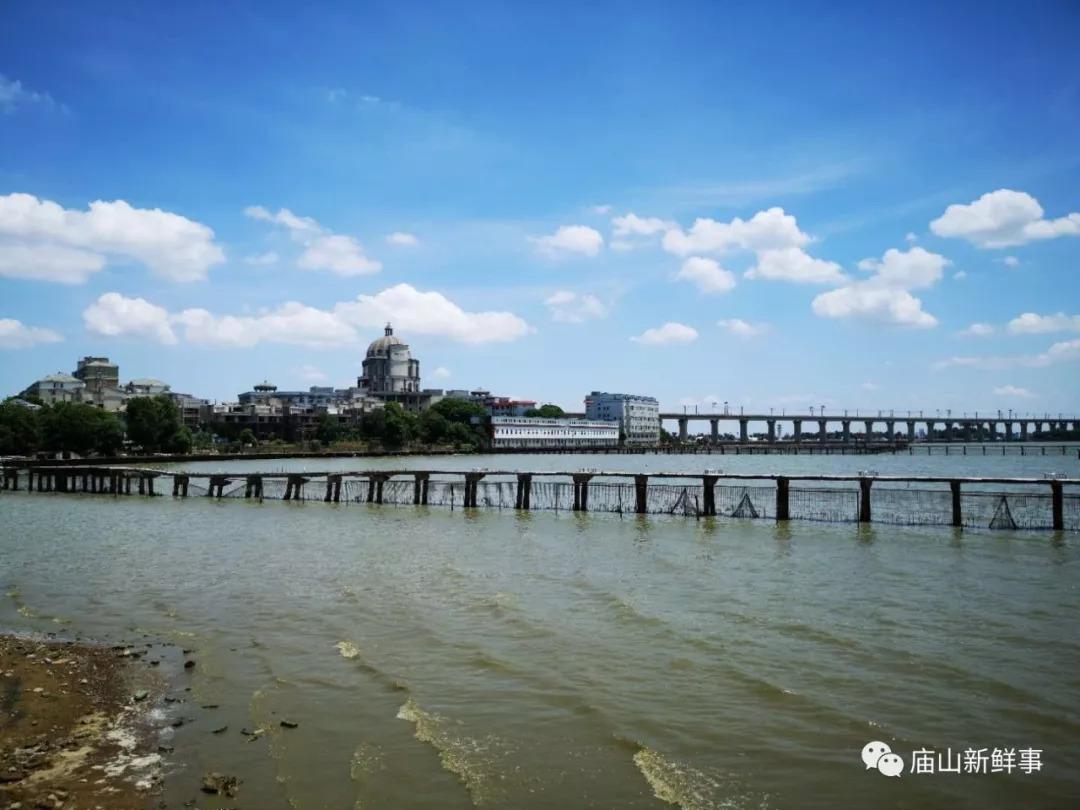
[489,416,619,449]
[125,378,171,397]
[20,373,86,405]
[584,391,660,445]
[74,356,119,394]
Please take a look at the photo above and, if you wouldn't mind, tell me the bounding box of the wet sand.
[0,634,165,809]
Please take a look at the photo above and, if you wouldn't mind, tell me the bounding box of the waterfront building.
[489,416,619,449]
[73,356,120,394]
[20,373,87,405]
[357,324,444,412]
[125,378,171,397]
[584,392,660,445]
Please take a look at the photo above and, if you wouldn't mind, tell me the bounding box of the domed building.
[358,324,429,410]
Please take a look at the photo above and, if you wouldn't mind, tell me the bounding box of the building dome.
[366,323,407,358]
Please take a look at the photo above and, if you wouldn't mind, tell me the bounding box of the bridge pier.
[739,418,748,444]
[464,473,486,508]
[818,419,827,444]
[572,474,593,511]
[324,474,343,503]
[415,472,430,505]
[1021,421,1028,441]
[515,474,532,509]
[775,477,789,521]
[702,475,718,516]
[634,474,648,514]
[1005,421,1014,442]
[859,478,873,523]
[951,480,962,526]
[793,419,802,443]
[864,420,873,442]
[767,420,776,443]
[842,420,851,444]
[907,421,916,443]
[678,418,688,442]
[886,420,895,442]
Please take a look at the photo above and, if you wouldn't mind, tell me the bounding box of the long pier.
[2,465,1077,532]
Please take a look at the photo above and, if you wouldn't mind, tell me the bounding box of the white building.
[584,392,660,445]
[490,416,619,449]
[20,373,86,405]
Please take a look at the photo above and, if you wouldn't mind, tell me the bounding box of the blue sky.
[2,1,1079,416]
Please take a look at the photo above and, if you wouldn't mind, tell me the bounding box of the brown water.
[1,452,1078,808]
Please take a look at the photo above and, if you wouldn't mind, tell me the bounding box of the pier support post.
[515,474,532,510]
[145,474,156,497]
[859,478,873,523]
[1021,421,1029,441]
[711,419,719,444]
[678,418,688,442]
[907,421,916,443]
[284,476,294,501]
[174,476,182,497]
[739,419,749,444]
[634,474,648,514]
[793,419,802,443]
[325,475,343,503]
[886,420,895,443]
[776,477,789,521]
[1005,422,1014,442]
[138,474,147,496]
[572,474,593,512]
[702,475,717,516]
[414,473,429,505]
[950,480,962,527]
[818,420,827,444]
[464,473,485,508]
[842,421,851,444]
[375,475,386,504]
[864,420,873,442]
[767,420,776,443]
[1051,481,1064,531]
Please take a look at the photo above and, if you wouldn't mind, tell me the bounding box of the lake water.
[2,451,1078,809]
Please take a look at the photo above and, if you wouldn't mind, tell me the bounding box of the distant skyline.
[2,1,1079,414]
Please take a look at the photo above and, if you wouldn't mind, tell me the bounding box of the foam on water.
[336,641,361,659]
[632,747,771,810]
[396,698,512,807]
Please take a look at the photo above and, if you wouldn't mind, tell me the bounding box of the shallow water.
[2,452,1078,808]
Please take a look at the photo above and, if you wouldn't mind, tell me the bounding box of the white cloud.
[856,246,949,289]
[0,74,60,113]
[544,290,608,322]
[958,322,995,337]
[905,232,918,243]
[82,284,529,350]
[630,322,698,346]
[811,246,948,328]
[1007,312,1080,334]
[530,225,604,258]
[386,231,419,246]
[591,204,612,215]
[993,384,1035,398]
[613,213,670,237]
[0,242,106,284]
[432,366,452,379]
[861,381,879,391]
[812,284,938,328]
[0,193,225,282]
[175,303,358,348]
[244,251,279,266]
[662,207,809,256]
[298,234,381,276]
[676,257,736,294]
[333,283,531,343]
[930,189,1080,248]
[245,205,381,276]
[934,338,1080,370]
[953,270,968,280]
[746,247,846,284]
[294,364,328,382]
[1001,255,1020,268]
[83,292,178,344]
[0,318,62,349]
[717,318,768,338]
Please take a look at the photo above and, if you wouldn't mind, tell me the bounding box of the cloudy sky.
[2,2,1079,415]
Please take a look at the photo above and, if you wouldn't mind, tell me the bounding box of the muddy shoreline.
[0,634,169,809]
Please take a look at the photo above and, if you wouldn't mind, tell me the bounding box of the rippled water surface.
[2,452,1078,809]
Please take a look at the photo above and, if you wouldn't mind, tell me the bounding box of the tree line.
[0,395,569,456]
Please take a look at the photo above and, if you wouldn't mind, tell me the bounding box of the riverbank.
[0,634,165,809]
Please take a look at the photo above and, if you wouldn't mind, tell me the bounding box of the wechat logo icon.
[862,741,904,777]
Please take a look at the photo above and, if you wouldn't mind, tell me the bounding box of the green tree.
[40,403,125,456]
[238,427,257,447]
[169,425,194,454]
[315,415,341,445]
[525,403,565,418]
[125,396,183,453]
[0,400,43,455]
[430,397,487,424]
[382,402,416,448]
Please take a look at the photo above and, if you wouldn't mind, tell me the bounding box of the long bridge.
[652,412,1080,444]
[2,464,1077,532]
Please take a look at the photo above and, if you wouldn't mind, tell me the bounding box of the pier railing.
[2,466,1078,532]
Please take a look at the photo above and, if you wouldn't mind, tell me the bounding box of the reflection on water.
[1,453,1078,809]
